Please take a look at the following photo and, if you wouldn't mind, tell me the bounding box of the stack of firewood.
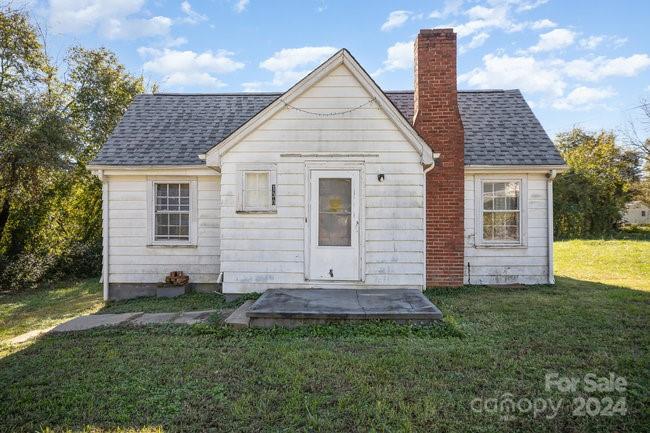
[165,271,189,286]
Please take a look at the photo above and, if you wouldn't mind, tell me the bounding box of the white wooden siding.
[220,64,425,293]
[108,174,221,285]
[464,172,550,285]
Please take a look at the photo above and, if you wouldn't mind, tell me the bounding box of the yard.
[0,236,648,432]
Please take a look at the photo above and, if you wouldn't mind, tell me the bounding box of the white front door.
[308,169,360,281]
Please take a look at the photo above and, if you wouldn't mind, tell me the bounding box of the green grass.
[0,278,104,357]
[555,234,650,290]
[99,291,258,314]
[0,238,648,432]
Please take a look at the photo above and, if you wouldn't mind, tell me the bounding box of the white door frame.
[304,161,365,282]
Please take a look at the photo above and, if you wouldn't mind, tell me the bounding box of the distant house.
[622,201,650,225]
[88,29,567,301]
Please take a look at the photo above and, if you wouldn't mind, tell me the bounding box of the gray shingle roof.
[92,89,564,166]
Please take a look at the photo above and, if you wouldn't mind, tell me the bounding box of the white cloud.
[180,1,207,24]
[381,10,411,31]
[140,48,244,89]
[429,0,464,19]
[563,54,650,81]
[579,35,627,50]
[104,16,172,39]
[234,0,249,13]
[372,41,413,76]
[460,49,650,111]
[165,36,188,48]
[531,19,557,30]
[48,0,173,39]
[460,32,490,54]
[578,35,604,50]
[243,46,338,91]
[454,5,523,38]
[165,72,226,88]
[646,85,650,92]
[528,28,576,52]
[459,53,566,96]
[516,0,549,12]
[552,86,616,110]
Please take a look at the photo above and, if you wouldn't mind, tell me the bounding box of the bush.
[0,253,57,292]
[0,241,101,292]
[554,129,639,239]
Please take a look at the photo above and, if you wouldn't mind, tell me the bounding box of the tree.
[0,6,77,250]
[554,128,640,238]
[625,99,650,164]
[0,6,145,289]
[33,47,144,260]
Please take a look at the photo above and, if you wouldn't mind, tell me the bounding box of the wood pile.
[165,271,189,286]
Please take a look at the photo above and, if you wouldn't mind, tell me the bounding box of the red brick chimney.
[414,28,465,287]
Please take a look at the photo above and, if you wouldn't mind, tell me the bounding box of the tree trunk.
[0,195,10,243]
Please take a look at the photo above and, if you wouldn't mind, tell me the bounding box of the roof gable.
[204,49,434,167]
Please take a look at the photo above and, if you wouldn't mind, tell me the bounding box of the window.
[237,165,277,212]
[318,178,352,246]
[154,183,190,241]
[642,210,647,217]
[244,171,271,210]
[480,180,522,244]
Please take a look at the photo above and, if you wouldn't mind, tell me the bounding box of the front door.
[308,170,360,281]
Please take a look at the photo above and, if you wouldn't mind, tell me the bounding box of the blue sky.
[29,0,650,138]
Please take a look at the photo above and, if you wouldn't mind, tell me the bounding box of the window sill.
[474,242,528,249]
[146,243,197,249]
[236,210,277,214]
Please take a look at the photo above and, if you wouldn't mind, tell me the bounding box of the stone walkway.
[50,310,216,333]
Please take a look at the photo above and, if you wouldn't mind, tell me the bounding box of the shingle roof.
[91,89,564,166]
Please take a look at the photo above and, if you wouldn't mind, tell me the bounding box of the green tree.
[0,6,76,251]
[554,128,640,238]
[33,46,144,261]
[0,6,145,289]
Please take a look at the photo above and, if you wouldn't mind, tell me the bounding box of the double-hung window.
[478,179,525,245]
[148,180,197,246]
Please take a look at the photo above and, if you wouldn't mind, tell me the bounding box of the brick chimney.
[414,28,465,287]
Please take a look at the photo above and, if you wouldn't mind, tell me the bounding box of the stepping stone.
[9,328,53,344]
[224,300,254,328]
[131,312,179,325]
[51,313,141,332]
[173,310,215,324]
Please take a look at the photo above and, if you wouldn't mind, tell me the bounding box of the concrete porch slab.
[246,289,442,328]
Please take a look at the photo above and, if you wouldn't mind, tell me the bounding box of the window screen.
[482,181,520,242]
[155,183,190,241]
[318,178,352,246]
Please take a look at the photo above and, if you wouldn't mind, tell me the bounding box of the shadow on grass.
[98,291,261,314]
[0,278,103,345]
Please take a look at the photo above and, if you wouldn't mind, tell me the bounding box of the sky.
[23,0,650,139]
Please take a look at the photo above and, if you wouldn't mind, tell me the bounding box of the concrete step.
[224,300,254,329]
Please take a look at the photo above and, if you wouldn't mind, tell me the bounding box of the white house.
[622,201,650,225]
[89,29,566,300]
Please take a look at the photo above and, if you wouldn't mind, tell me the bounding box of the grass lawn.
[0,238,648,432]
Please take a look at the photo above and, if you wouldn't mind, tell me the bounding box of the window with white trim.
[154,182,190,241]
[481,181,521,243]
[237,165,277,212]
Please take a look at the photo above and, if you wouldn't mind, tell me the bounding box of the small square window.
[238,166,277,212]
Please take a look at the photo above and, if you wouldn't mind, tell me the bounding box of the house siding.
[107,174,221,292]
[219,64,425,294]
[464,172,551,285]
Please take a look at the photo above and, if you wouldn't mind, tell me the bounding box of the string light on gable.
[280,97,376,116]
